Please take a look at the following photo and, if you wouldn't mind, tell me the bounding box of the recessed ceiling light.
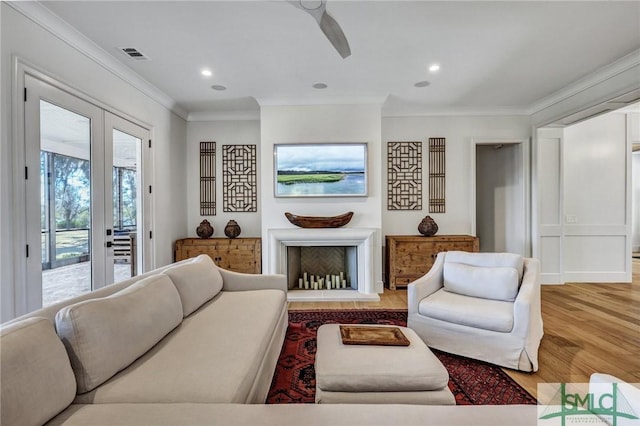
[201,69,213,77]
[211,85,227,91]
[313,83,328,89]
[414,81,430,88]
[429,64,440,72]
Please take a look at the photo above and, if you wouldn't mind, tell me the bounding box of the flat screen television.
[274,143,368,197]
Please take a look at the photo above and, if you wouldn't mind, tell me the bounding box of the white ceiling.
[39,1,640,119]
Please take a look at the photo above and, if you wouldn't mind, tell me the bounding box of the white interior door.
[23,75,150,311]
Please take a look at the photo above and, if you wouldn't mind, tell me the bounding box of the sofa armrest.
[217,266,287,292]
[407,252,445,315]
[589,374,640,426]
[512,258,543,343]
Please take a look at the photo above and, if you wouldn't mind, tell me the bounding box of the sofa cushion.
[445,251,524,281]
[1,317,76,426]
[418,289,514,332]
[73,289,287,404]
[55,274,183,394]
[164,254,224,317]
[47,403,539,426]
[443,262,520,301]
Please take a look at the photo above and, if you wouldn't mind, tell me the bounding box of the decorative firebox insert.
[287,246,357,290]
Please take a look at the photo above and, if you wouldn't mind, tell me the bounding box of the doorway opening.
[21,72,151,312]
[471,139,527,255]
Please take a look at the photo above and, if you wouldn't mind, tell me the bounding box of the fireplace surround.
[266,228,381,301]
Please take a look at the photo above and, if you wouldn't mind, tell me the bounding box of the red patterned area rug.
[266,310,537,405]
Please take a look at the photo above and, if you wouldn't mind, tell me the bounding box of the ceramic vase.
[418,216,438,237]
[224,220,241,239]
[196,219,214,238]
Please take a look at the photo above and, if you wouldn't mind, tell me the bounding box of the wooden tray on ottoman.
[339,325,410,346]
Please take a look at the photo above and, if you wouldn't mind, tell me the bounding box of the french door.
[24,74,150,311]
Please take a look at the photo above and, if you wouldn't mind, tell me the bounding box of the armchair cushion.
[445,251,524,281]
[418,289,514,333]
[443,262,519,302]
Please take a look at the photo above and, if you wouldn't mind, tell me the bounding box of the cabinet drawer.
[174,238,261,274]
[385,235,479,290]
[390,276,415,290]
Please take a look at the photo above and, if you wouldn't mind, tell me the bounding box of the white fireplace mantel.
[266,228,381,299]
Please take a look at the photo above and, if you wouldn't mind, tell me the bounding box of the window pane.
[40,100,92,306]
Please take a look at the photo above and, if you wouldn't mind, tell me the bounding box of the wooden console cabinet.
[385,235,479,290]
[174,238,261,274]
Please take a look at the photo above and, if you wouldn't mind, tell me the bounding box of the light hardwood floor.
[288,258,640,398]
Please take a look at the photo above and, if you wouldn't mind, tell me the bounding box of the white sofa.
[1,254,538,426]
[407,251,544,372]
[1,255,288,424]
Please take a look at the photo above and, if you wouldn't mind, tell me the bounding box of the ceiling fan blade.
[319,10,351,58]
[288,1,351,59]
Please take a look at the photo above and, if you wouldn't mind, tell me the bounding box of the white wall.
[260,104,383,290]
[476,143,524,253]
[1,4,187,320]
[632,150,640,252]
[186,120,262,238]
[631,113,640,252]
[562,112,629,282]
[381,115,531,240]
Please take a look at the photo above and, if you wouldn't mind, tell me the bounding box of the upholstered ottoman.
[314,324,455,405]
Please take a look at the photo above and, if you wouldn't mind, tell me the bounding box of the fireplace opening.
[286,246,358,291]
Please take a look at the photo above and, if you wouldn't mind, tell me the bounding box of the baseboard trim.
[541,273,563,285]
[563,272,630,283]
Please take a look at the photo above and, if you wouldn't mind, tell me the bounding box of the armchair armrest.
[217,266,287,292]
[512,258,542,340]
[407,252,445,315]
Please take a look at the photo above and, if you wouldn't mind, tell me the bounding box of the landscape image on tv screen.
[275,143,367,197]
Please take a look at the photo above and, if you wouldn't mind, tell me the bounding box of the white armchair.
[407,251,543,372]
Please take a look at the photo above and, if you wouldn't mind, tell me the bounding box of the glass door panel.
[111,129,141,283]
[39,100,93,306]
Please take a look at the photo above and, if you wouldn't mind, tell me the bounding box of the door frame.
[469,137,530,256]
[13,59,154,316]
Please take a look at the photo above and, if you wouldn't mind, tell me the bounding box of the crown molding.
[7,1,188,120]
[381,106,530,118]
[526,49,640,115]
[188,110,260,122]
[255,95,388,107]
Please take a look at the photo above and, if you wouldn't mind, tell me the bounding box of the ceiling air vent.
[119,47,150,61]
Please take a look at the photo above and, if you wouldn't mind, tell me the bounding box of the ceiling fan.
[289,0,351,59]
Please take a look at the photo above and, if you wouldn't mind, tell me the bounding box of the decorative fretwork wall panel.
[429,137,446,213]
[199,141,216,216]
[222,144,257,212]
[387,141,422,210]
